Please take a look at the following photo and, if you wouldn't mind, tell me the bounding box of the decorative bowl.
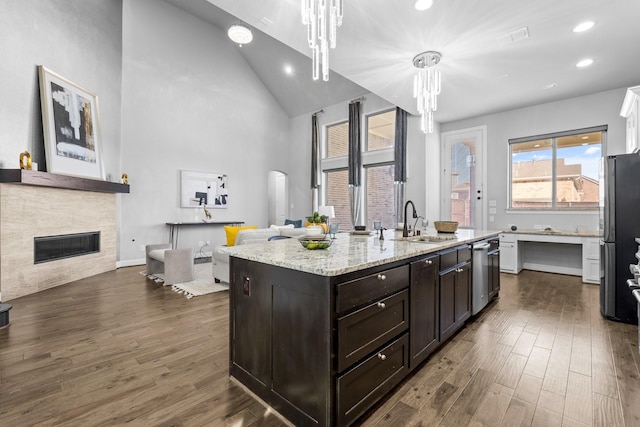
[299,237,332,250]
[434,221,459,233]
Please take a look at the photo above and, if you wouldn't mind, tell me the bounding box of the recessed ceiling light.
[284,65,293,75]
[576,58,594,68]
[573,21,595,33]
[544,83,558,89]
[582,136,589,139]
[414,0,434,11]
[228,24,253,45]
[534,144,541,148]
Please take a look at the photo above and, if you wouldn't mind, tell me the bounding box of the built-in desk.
[499,230,600,284]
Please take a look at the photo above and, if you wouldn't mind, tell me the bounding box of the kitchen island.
[225,228,499,426]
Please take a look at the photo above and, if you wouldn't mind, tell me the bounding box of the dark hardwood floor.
[1,267,639,426]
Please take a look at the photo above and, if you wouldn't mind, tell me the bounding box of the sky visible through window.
[512,144,601,179]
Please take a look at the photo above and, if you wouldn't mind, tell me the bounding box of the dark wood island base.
[228,232,499,426]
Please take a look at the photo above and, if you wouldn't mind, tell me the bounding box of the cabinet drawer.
[337,265,409,313]
[337,289,408,373]
[440,248,458,271]
[440,245,471,271]
[337,333,409,427]
[458,246,471,263]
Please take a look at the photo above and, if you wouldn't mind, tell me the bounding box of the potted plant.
[305,211,329,232]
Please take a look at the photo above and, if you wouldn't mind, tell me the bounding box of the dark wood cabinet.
[409,254,440,370]
[488,247,501,299]
[439,245,472,343]
[229,237,498,427]
[337,333,409,427]
[454,262,471,323]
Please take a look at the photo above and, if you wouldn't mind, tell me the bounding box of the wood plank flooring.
[1,267,639,426]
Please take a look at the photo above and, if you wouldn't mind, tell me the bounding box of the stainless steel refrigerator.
[601,153,640,324]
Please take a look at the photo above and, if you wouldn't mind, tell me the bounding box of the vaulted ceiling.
[165,0,640,121]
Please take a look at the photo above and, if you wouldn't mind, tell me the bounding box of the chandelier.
[301,0,344,81]
[413,51,441,133]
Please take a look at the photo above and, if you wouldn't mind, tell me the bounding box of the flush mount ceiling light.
[413,50,441,133]
[414,0,434,11]
[573,21,595,33]
[301,0,344,81]
[576,58,594,68]
[228,24,253,46]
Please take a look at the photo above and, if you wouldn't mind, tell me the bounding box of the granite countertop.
[500,228,600,237]
[224,228,500,277]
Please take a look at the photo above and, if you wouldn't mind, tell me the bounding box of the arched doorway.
[268,171,288,226]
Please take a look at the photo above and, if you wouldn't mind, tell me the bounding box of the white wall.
[0,0,123,177]
[441,88,628,232]
[119,0,291,263]
[287,94,430,227]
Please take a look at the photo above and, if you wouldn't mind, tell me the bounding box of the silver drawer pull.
[425,259,433,265]
[377,302,386,309]
[377,353,386,361]
[377,274,386,281]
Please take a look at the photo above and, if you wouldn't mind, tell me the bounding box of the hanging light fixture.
[412,51,441,133]
[301,0,344,81]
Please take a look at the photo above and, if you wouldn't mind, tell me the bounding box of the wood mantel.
[0,169,129,193]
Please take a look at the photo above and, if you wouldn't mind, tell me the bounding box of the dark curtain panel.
[348,101,362,226]
[394,107,408,183]
[348,101,361,186]
[311,114,319,189]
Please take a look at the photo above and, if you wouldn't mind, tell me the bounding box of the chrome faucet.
[403,200,418,238]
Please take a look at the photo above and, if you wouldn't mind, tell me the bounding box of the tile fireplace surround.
[0,170,129,301]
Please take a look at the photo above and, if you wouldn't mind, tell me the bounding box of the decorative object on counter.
[38,65,105,180]
[434,221,458,233]
[19,151,32,169]
[298,236,332,250]
[318,205,335,230]
[511,225,517,231]
[329,223,339,239]
[305,211,329,232]
[121,173,128,184]
[374,221,382,238]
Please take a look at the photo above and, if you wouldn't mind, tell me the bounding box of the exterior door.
[441,126,486,229]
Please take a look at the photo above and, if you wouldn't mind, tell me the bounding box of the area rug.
[140,262,228,299]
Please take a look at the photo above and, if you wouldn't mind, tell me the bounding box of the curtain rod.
[349,96,366,104]
[312,109,324,116]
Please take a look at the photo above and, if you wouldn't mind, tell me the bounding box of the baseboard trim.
[117,259,145,268]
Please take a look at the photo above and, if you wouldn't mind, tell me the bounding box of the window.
[321,109,397,229]
[509,127,604,209]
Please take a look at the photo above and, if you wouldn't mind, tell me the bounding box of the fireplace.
[1,170,129,301]
[34,232,100,264]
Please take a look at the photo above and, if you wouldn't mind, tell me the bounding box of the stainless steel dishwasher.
[472,239,491,315]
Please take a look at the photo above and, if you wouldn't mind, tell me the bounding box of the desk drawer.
[337,333,409,427]
[337,289,408,372]
[337,265,409,313]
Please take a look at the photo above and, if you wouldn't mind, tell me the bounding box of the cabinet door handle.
[377,301,386,309]
[425,259,433,265]
[377,353,386,361]
[377,274,386,281]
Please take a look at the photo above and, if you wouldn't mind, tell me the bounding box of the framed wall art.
[38,65,105,180]
[180,170,228,208]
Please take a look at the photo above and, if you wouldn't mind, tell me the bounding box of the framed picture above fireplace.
[38,65,105,180]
